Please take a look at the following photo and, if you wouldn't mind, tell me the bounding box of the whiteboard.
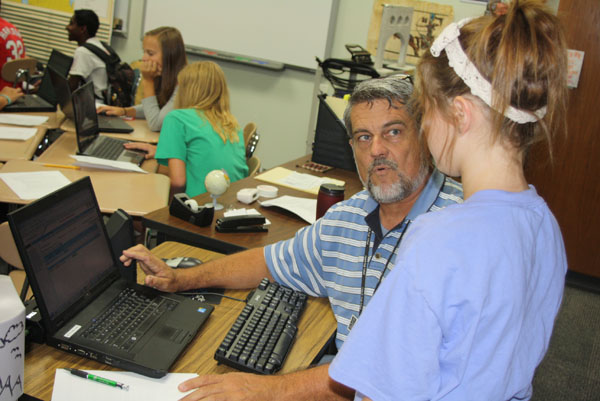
[143,0,337,71]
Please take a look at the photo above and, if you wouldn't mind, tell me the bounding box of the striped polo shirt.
[265,169,463,348]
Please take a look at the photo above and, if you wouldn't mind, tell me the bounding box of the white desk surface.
[0,159,170,216]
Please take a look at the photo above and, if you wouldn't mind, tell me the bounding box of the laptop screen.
[38,49,73,106]
[72,81,100,152]
[8,178,117,326]
[48,48,73,77]
[48,65,74,119]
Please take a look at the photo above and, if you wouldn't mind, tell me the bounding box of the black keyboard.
[214,278,308,374]
[81,287,178,351]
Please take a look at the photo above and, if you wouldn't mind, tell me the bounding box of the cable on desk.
[178,291,247,303]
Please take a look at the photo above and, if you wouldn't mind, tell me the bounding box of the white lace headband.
[429,18,546,124]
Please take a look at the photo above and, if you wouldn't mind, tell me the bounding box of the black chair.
[316,57,380,97]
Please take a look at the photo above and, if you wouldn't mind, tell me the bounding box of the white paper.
[260,195,317,224]
[0,171,71,200]
[281,171,331,191]
[567,49,585,89]
[51,369,198,401]
[0,114,48,126]
[0,126,37,141]
[71,155,147,174]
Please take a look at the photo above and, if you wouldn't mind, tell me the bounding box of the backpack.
[82,41,135,107]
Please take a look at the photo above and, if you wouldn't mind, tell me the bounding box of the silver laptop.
[71,81,144,165]
[7,177,214,378]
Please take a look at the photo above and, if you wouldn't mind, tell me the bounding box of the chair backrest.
[1,57,38,84]
[129,60,144,105]
[0,221,23,269]
[243,122,257,148]
[246,131,260,159]
[247,155,261,177]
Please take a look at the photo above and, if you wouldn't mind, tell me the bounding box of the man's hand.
[176,364,354,401]
[178,373,281,401]
[120,244,180,292]
[123,142,157,159]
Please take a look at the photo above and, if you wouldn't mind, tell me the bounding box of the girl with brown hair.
[98,26,187,132]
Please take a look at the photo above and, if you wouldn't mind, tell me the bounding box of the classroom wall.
[110,0,556,170]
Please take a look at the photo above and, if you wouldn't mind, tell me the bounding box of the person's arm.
[167,158,186,198]
[68,74,84,93]
[0,87,23,109]
[120,245,271,292]
[140,86,177,131]
[123,142,156,159]
[177,364,354,401]
[97,105,136,117]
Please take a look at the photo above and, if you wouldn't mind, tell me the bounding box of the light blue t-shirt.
[329,187,567,401]
[265,170,463,349]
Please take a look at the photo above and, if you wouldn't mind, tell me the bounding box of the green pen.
[66,368,129,391]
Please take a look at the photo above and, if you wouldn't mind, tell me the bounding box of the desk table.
[0,125,47,162]
[0,160,169,216]
[61,118,160,143]
[23,241,336,400]
[143,155,363,253]
[36,132,159,173]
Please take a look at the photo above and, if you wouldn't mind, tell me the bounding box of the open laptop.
[48,65,134,134]
[3,49,73,112]
[71,81,145,165]
[7,177,214,378]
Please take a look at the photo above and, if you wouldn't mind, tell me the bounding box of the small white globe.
[204,169,230,196]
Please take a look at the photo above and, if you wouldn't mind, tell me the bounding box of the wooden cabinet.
[525,0,600,278]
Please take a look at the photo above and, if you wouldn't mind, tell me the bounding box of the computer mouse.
[162,257,202,269]
[98,110,108,116]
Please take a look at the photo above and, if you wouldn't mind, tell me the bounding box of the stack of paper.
[71,155,147,173]
[51,369,198,401]
[0,171,71,199]
[255,167,345,195]
[0,113,48,126]
[0,126,38,141]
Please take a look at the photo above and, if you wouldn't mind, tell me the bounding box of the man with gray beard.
[121,75,463,400]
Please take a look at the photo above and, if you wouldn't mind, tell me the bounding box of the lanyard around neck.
[358,220,411,315]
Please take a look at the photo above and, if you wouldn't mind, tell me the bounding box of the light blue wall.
[111,0,553,169]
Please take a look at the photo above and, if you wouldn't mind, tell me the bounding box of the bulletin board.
[367,0,454,66]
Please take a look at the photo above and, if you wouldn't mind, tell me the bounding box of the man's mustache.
[368,158,399,175]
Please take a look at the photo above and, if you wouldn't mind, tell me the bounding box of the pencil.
[43,163,80,170]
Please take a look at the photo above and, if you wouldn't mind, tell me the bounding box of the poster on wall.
[367,0,454,66]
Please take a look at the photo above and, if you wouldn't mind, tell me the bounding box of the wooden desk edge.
[23,241,336,400]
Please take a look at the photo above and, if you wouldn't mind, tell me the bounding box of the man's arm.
[68,74,84,93]
[177,364,354,401]
[120,245,273,292]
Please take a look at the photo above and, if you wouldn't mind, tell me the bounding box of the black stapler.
[170,193,214,227]
[215,215,268,233]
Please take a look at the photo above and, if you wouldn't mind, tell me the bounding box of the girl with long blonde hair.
[155,61,247,197]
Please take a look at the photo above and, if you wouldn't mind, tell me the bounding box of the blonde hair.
[174,61,239,143]
[415,0,568,162]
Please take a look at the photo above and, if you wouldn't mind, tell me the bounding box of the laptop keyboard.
[81,288,178,351]
[214,278,307,374]
[92,137,127,160]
